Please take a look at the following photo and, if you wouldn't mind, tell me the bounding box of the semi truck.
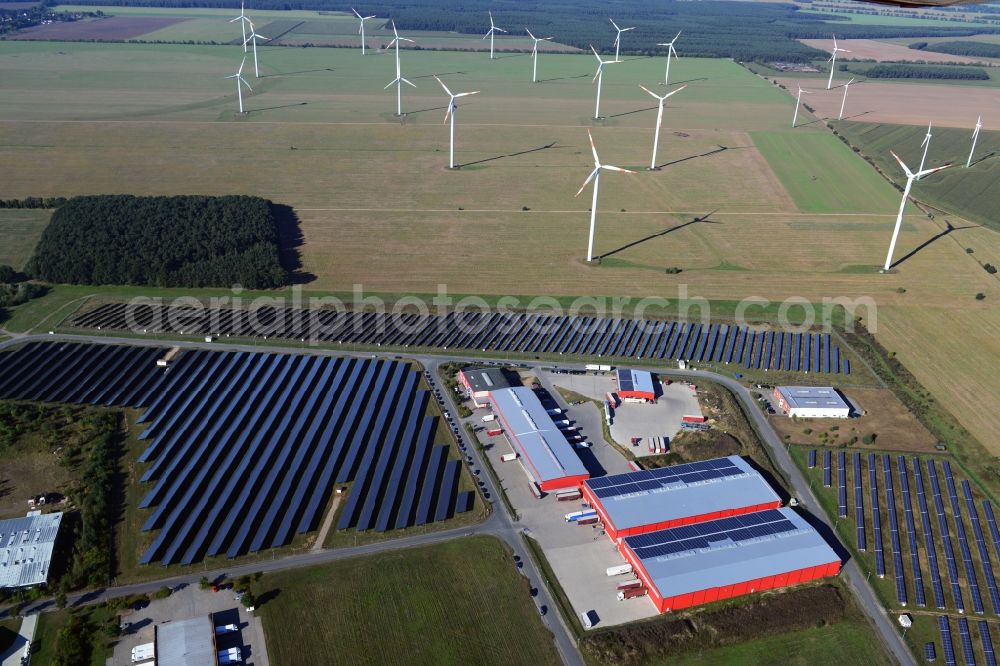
[606,564,633,577]
[617,580,643,591]
[481,414,496,422]
[565,510,597,522]
[682,414,706,423]
[556,489,582,502]
[486,428,503,437]
[617,587,648,601]
[218,648,242,665]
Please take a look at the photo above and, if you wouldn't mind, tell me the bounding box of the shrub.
[976,292,986,301]
[862,433,877,445]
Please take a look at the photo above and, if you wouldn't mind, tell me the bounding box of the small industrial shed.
[458,367,518,407]
[156,616,217,666]
[0,511,63,589]
[616,368,657,402]
[773,386,850,418]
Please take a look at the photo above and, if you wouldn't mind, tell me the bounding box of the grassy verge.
[251,535,560,666]
[31,605,117,666]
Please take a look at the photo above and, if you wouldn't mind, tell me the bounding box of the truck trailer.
[606,564,633,577]
[500,452,518,462]
[617,587,648,601]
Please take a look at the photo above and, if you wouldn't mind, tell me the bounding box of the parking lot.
[108,584,268,666]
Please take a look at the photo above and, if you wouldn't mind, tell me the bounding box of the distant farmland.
[11,16,184,41]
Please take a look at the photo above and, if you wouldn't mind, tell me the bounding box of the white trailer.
[606,564,633,577]
[218,647,243,665]
[599,364,613,372]
[481,414,496,422]
[500,452,518,462]
[585,364,601,372]
[546,408,563,416]
[131,643,156,663]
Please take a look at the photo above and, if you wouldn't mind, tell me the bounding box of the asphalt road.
[0,332,913,665]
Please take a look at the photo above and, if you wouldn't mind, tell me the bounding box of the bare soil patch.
[11,16,185,41]
[800,38,1000,65]
[768,387,937,452]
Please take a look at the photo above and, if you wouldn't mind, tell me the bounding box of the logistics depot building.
[616,368,657,402]
[490,386,590,491]
[773,386,850,419]
[584,457,841,612]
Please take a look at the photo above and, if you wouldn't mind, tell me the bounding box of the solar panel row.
[928,460,966,613]
[808,449,816,469]
[939,616,958,666]
[589,459,743,498]
[981,620,997,666]
[68,303,852,375]
[854,453,866,552]
[869,454,885,577]
[957,618,976,666]
[823,450,831,488]
[897,456,927,607]
[943,462,985,615]
[965,481,1000,615]
[838,451,848,519]
[0,343,472,565]
[881,455,907,606]
[915,459,948,610]
[625,509,795,559]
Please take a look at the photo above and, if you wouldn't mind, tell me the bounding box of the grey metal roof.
[490,387,588,485]
[616,368,656,396]
[625,508,840,599]
[0,512,62,588]
[776,386,849,410]
[586,457,780,531]
[156,616,216,666]
[463,367,515,393]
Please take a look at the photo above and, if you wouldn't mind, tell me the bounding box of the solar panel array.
[957,618,977,666]
[882,455,907,605]
[0,342,473,565]
[928,460,966,613]
[981,620,997,666]
[939,616,958,666]
[926,641,938,663]
[869,454,885,577]
[69,303,852,375]
[854,453,866,551]
[970,487,1000,614]
[898,456,927,607]
[587,458,744,500]
[914,459,947,609]
[808,449,816,469]
[944,462,985,614]
[823,449,831,488]
[623,509,797,559]
[838,451,848,518]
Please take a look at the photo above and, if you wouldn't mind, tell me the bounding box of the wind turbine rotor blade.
[497,27,507,33]
[623,26,635,32]
[889,150,915,178]
[587,129,600,165]
[402,77,416,88]
[384,79,397,90]
[400,37,414,43]
[576,168,600,197]
[434,75,452,96]
[526,27,536,40]
[542,36,553,41]
[239,76,252,91]
[610,17,621,31]
[639,84,658,99]
[916,164,951,179]
[663,83,687,98]
[387,37,397,49]
[353,7,362,18]
[593,66,602,84]
[238,56,247,74]
[674,30,682,41]
[454,91,479,97]
[601,165,636,174]
[443,103,452,124]
[591,44,601,60]
[365,15,375,19]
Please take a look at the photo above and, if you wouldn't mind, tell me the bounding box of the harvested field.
[0,208,50,270]
[800,38,1000,65]
[768,387,938,453]
[10,16,186,41]
[775,76,1000,128]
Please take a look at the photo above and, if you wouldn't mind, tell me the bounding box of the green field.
[833,120,1000,232]
[252,536,560,666]
[817,10,991,28]
[752,131,899,214]
[0,209,51,270]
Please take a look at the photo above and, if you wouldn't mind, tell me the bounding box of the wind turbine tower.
[918,122,933,177]
[827,35,850,90]
[244,23,269,78]
[640,84,686,170]
[838,77,855,120]
[658,31,681,86]
[435,76,479,169]
[792,86,811,128]
[609,18,635,63]
[230,1,252,53]
[352,8,376,55]
[966,115,982,168]
[225,56,252,114]
[591,46,617,120]
[526,28,553,83]
[384,20,415,116]
[883,151,950,271]
[576,130,636,263]
[484,11,506,60]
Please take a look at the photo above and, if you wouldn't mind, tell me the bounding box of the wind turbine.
[883,151,950,271]
[384,20,415,116]
[609,18,635,63]
[526,28,553,83]
[827,35,851,90]
[918,121,933,177]
[792,85,811,128]
[838,77,855,120]
[230,0,252,53]
[244,23,269,78]
[352,8,376,55]
[436,76,479,169]
[225,56,252,114]
[591,46,617,120]
[966,115,982,168]
[484,11,506,60]
[640,84,686,170]
[658,31,681,86]
[576,130,636,263]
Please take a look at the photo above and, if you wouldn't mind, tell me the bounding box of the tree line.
[26,195,288,289]
[910,40,1000,58]
[846,62,990,80]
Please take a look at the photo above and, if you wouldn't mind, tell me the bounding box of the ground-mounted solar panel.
[838,451,847,518]
[823,449,831,488]
[823,333,832,374]
[898,456,927,607]
[963,480,1000,615]
[939,616,958,666]
[980,620,997,666]
[433,460,461,523]
[456,491,475,515]
[808,449,817,469]
[915,458,948,609]
[812,333,821,374]
[943,461,985,614]
[957,618,976,666]
[854,452,866,551]
[926,642,938,662]
[928,460,966,612]
[415,446,448,526]
[832,346,841,375]
[882,455,906,604]
[870,454,885,577]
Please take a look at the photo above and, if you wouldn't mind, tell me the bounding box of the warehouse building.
[773,386,850,419]
[620,508,841,613]
[616,368,658,402]
[490,386,590,492]
[0,511,62,589]
[582,457,782,540]
[459,367,518,408]
[156,616,217,666]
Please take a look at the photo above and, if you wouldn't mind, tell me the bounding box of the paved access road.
[0,333,913,666]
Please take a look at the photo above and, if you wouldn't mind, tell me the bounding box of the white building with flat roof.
[0,511,62,588]
[773,386,850,419]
